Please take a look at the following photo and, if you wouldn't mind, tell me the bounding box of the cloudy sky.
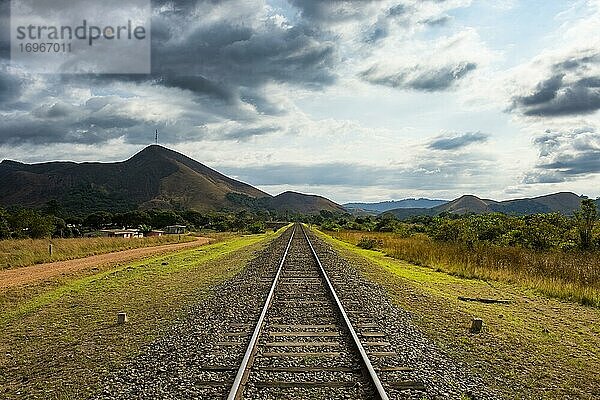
[1,0,599,203]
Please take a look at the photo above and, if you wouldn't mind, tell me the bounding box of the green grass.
[0,235,197,270]
[317,229,600,399]
[0,231,278,399]
[330,230,600,307]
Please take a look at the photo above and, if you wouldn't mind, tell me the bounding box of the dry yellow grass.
[330,230,600,307]
[318,230,600,399]
[0,235,195,270]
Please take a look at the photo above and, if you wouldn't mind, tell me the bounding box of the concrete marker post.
[117,312,128,324]
[470,318,483,333]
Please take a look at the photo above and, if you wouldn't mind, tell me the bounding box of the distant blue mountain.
[387,192,588,219]
[344,198,448,213]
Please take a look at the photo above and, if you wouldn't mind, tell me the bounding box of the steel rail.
[226,225,296,400]
[300,224,390,400]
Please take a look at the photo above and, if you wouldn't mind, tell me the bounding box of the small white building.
[165,225,186,234]
[100,229,143,239]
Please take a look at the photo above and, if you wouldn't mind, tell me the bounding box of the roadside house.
[100,229,143,239]
[165,225,186,234]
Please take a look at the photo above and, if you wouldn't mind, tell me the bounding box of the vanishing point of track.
[224,224,419,399]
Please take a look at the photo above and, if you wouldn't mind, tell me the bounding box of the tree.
[84,211,113,230]
[232,210,250,231]
[319,210,335,220]
[182,210,209,229]
[520,213,570,250]
[114,211,150,228]
[0,208,10,239]
[148,210,183,228]
[43,199,62,216]
[430,218,462,242]
[9,209,55,239]
[574,199,598,250]
[52,216,67,238]
[374,214,398,232]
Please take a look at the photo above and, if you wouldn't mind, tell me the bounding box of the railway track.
[96,223,487,400]
[224,224,425,400]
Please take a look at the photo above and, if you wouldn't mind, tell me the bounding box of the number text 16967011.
[19,42,72,53]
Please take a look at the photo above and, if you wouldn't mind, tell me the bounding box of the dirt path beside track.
[0,237,210,290]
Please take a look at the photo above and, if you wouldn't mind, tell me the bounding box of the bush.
[321,221,342,232]
[246,222,266,234]
[357,236,383,250]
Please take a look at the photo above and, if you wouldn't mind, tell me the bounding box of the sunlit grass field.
[0,235,197,270]
[329,230,600,307]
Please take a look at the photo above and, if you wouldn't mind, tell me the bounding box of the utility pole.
[155,129,158,145]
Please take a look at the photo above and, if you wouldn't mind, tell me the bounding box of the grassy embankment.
[332,231,600,307]
[318,229,600,399]
[0,231,279,400]
[0,235,197,270]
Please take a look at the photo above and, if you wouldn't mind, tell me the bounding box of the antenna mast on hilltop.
[155,129,158,145]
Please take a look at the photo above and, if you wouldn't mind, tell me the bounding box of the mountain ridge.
[1,147,594,217]
[387,192,589,219]
[0,145,342,214]
[270,191,346,214]
[344,198,448,213]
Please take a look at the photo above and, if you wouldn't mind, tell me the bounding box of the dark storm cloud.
[541,152,600,175]
[64,10,338,95]
[0,0,340,145]
[147,8,338,90]
[523,127,600,184]
[0,68,24,106]
[1,109,216,146]
[31,102,76,119]
[516,74,564,106]
[0,86,213,146]
[0,108,169,145]
[360,62,477,92]
[0,0,475,147]
[0,0,8,59]
[0,117,114,145]
[510,52,600,117]
[428,131,489,150]
[157,76,238,103]
[515,78,600,116]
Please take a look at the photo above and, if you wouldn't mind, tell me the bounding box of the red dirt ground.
[0,237,211,290]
